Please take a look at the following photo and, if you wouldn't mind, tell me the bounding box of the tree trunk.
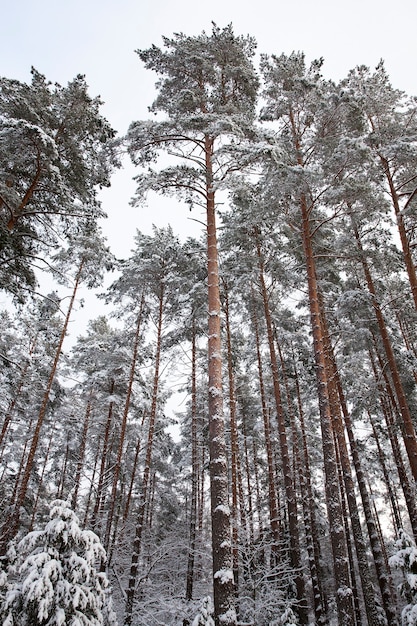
[254,232,308,624]
[186,317,199,602]
[299,193,355,625]
[104,294,145,550]
[124,284,164,626]
[91,379,116,532]
[72,388,94,511]
[250,294,280,545]
[205,135,236,626]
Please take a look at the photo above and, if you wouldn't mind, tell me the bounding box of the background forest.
[1,21,417,626]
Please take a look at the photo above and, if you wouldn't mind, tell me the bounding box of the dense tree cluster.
[2,23,417,626]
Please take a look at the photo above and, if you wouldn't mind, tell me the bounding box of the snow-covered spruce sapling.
[389,529,417,625]
[0,498,118,625]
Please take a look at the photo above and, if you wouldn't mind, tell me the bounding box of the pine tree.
[126,24,259,626]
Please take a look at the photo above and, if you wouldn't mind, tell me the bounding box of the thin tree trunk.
[72,388,94,511]
[250,294,280,545]
[293,359,329,625]
[104,294,145,550]
[186,317,199,602]
[91,379,116,532]
[380,155,417,310]
[124,284,164,626]
[254,232,308,624]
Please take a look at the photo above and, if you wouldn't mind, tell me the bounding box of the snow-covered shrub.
[389,529,417,625]
[0,498,118,625]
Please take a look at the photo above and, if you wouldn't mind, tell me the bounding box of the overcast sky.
[3,0,417,258]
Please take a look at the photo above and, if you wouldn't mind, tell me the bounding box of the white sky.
[3,0,417,258]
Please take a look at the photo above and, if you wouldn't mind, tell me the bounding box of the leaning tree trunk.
[319,302,391,626]
[321,324,399,625]
[0,258,85,555]
[124,283,164,626]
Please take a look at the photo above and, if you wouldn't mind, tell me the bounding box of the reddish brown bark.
[205,135,236,626]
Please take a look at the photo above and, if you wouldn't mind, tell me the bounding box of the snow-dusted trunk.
[0,258,84,554]
[6,151,42,230]
[205,135,236,626]
[250,294,280,546]
[72,389,94,511]
[124,282,164,626]
[255,233,308,624]
[186,317,199,602]
[104,293,145,550]
[353,222,417,482]
[300,194,355,625]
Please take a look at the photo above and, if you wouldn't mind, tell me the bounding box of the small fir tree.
[0,498,118,625]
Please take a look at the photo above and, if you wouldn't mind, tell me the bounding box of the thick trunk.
[205,136,236,626]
